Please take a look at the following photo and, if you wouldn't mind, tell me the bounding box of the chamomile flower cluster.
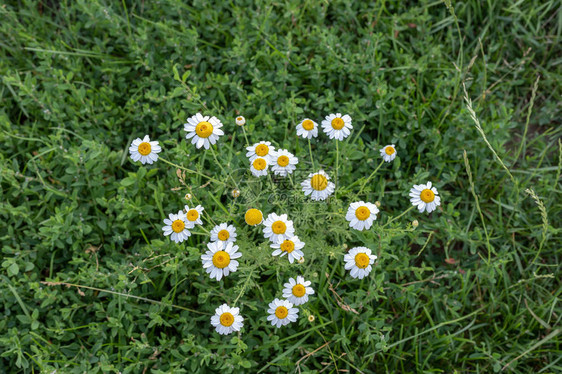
[267,276,315,328]
[125,109,444,336]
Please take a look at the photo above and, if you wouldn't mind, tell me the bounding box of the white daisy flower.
[345,201,379,231]
[380,144,397,162]
[262,213,295,243]
[201,241,242,281]
[162,211,191,243]
[184,204,204,228]
[250,157,269,177]
[244,208,263,226]
[267,298,299,328]
[271,149,298,177]
[321,113,352,141]
[301,170,335,201]
[210,223,237,244]
[129,135,161,164]
[282,276,314,306]
[409,181,441,213]
[210,304,244,335]
[184,113,224,149]
[344,247,377,279]
[296,118,318,139]
[235,116,246,126]
[246,141,275,162]
[271,236,304,263]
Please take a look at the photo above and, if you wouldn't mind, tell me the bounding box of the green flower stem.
[308,138,315,170]
[159,157,225,186]
[242,126,250,148]
[358,160,385,194]
[335,140,340,189]
[209,145,240,191]
[383,206,415,228]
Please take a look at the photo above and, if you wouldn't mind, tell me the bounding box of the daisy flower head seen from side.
[296,118,318,139]
[184,113,224,149]
[129,135,161,165]
[301,170,335,201]
[235,116,246,126]
[409,181,441,213]
[267,298,299,328]
[345,201,379,231]
[263,213,295,243]
[162,210,191,243]
[271,149,298,177]
[380,144,397,162]
[211,304,244,335]
[271,236,304,263]
[246,141,275,162]
[250,157,269,177]
[245,208,263,226]
[321,113,352,141]
[282,276,314,306]
[210,223,237,244]
[344,247,377,279]
[184,204,204,228]
[201,241,242,281]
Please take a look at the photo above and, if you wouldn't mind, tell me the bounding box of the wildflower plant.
[128,109,448,344]
[2,1,560,373]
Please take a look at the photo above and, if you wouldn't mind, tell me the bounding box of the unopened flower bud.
[235,116,246,126]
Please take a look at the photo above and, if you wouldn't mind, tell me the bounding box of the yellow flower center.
[212,250,230,269]
[331,117,345,130]
[302,119,314,131]
[253,158,266,171]
[219,312,234,327]
[187,209,199,222]
[237,117,243,121]
[277,155,290,167]
[171,219,185,233]
[385,146,395,155]
[195,121,213,138]
[138,142,151,156]
[280,240,295,253]
[255,144,269,156]
[310,174,328,191]
[355,206,371,221]
[292,284,306,297]
[420,189,435,203]
[245,209,263,226]
[272,221,287,235]
[275,306,288,319]
[218,229,230,241]
[355,253,370,269]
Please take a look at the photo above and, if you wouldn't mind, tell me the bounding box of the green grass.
[1,0,561,372]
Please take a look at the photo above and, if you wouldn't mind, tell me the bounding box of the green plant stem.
[41,281,209,315]
[242,126,250,148]
[159,157,224,186]
[383,206,415,228]
[514,75,540,162]
[335,140,340,189]
[464,150,493,263]
[358,160,385,194]
[209,145,240,190]
[308,138,315,170]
